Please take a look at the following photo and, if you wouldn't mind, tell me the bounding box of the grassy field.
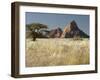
[26,38,89,67]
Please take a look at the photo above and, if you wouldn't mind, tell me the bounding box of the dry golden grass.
[26,38,89,67]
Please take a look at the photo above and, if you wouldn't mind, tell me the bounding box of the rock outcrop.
[48,27,63,38]
[61,20,89,38]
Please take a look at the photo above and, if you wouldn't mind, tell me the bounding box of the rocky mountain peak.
[48,27,62,38]
[61,20,89,38]
[70,20,79,30]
